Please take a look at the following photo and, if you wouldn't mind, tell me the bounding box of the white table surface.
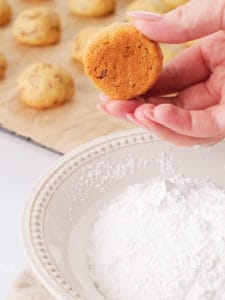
[0,130,60,299]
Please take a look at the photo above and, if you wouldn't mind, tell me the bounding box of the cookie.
[23,0,48,2]
[69,0,115,17]
[0,0,11,26]
[0,52,7,78]
[164,0,188,9]
[160,43,186,64]
[83,22,163,100]
[185,39,200,48]
[126,0,170,19]
[13,7,61,46]
[72,26,102,64]
[17,63,75,109]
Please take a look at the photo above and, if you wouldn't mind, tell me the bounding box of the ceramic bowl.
[22,129,225,300]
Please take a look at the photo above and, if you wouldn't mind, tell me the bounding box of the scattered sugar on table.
[87,175,225,300]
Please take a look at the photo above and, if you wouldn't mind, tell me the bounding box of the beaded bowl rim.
[22,128,155,300]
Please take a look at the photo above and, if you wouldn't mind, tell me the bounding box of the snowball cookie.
[185,39,200,48]
[72,26,103,64]
[126,0,170,19]
[23,0,48,2]
[160,43,185,64]
[13,7,61,46]
[83,23,163,100]
[160,44,174,64]
[164,0,188,9]
[0,52,7,78]
[69,0,115,17]
[17,63,75,109]
[0,0,11,26]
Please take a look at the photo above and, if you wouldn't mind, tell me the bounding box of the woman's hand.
[98,0,225,146]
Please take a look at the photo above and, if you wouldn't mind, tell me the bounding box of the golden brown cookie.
[13,7,61,46]
[126,0,170,20]
[164,0,188,9]
[69,0,115,17]
[72,26,103,64]
[17,63,75,109]
[0,52,7,78]
[0,0,11,26]
[83,22,163,100]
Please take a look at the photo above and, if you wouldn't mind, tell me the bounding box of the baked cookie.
[0,52,7,78]
[160,43,186,64]
[69,0,115,17]
[185,39,200,48]
[126,0,170,20]
[72,26,102,64]
[23,0,48,2]
[164,0,188,9]
[83,23,163,100]
[0,0,11,26]
[17,63,75,109]
[13,7,61,46]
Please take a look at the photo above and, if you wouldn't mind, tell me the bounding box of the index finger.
[131,0,225,43]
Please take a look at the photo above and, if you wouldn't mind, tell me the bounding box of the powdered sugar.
[88,175,225,300]
[71,154,154,204]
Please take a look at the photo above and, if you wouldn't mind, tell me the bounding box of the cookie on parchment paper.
[126,0,170,21]
[0,52,7,79]
[72,26,103,64]
[164,0,189,9]
[0,0,11,26]
[17,63,75,109]
[14,7,61,46]
[69,0,115,17]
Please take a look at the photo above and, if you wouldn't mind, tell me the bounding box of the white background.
[0,131,60,299]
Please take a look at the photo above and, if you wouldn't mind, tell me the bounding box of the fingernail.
[97,103,108,113]
[126,113,142,126]
[143,108,157,121]
[126,113,148,129]
[127,11,163,21]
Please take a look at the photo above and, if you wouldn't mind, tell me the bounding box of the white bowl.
[22,129,225,300]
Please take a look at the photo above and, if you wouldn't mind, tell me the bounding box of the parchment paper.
[0,0,134,154]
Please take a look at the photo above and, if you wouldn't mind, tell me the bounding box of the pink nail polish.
[126,113,141,126]
[97,103,108,113]
[143,108,157,121]
[127,11,163,21]
[126,113,148,129]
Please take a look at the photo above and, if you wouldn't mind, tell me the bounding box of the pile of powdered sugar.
[87,175,225,300]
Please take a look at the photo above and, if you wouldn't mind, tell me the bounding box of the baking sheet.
[0,0,134,153]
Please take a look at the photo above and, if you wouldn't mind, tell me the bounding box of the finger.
[97,98,145,118]
[149,44,210,96]
[98,74,219,119]
[130,105,213,146]
[143,103,225,138]
[149,79,220,110]
[172,81,220,110]
[131,0,225,43]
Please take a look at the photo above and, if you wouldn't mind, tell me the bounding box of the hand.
[98,0,225,146]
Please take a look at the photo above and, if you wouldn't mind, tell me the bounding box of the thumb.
[129,0,225,43]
